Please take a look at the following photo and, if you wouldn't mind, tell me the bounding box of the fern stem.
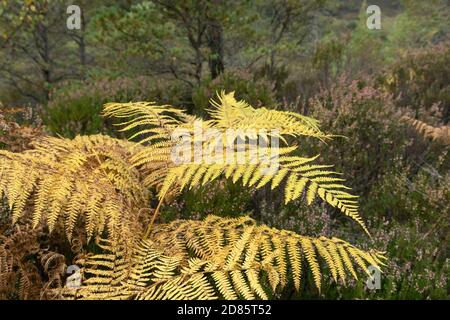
[144,195,165,239]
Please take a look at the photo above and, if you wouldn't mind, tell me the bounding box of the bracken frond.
[1,91,387,301]
[0,224,67,300]
[157,147,369,235]
[208,91,332,141]
[0,135,149,241]
[402,116,450,145]
[103,101,192,145]
[103,92,369,235]
[62,216,385,300]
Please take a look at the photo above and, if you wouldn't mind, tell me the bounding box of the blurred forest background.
[0,0,449,299]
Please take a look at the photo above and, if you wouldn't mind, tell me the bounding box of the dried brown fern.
[0,222,87,299]
[39,250,67,299]
[0,225,44,299]
[0,106,44,152]
[402,116,450,145]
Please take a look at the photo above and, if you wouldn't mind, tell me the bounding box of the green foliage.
[341,2,387,76]
[90,2,182,76]
[192,70,277,116]
[162,179,253,222]
[312,37,344,81]
[43,77,190,138]
[44,90,103,138]
[386,0,449,50]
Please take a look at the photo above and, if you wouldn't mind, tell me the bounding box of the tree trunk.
[206,18,224,79]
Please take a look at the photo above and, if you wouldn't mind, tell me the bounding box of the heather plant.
[309,214,448,300]
[268,169,449,300]
[357,170,448,299]
[305,76,410,195]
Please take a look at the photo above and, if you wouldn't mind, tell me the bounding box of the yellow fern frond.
[0,135,149,241]
[63,216,385,300]
[103,101,188,142]
[156,147,369,235]
[208,91,331,141]
[103,93,369,235]
[1,92,387,301]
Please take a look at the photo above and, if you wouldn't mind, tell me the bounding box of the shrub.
[305,76,411,195]
[380,43,450,124]
[43,77,190,138]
